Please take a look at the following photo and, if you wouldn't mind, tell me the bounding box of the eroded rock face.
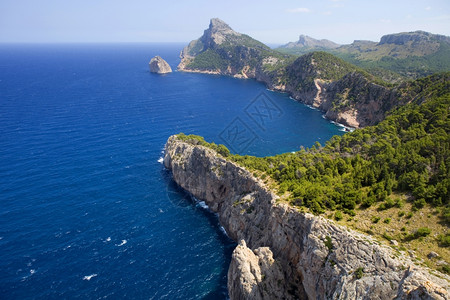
[163,136,450,300]
[149,56,172,74]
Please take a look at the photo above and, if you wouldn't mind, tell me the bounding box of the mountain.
[278,30,450,81]
[177,19,448,128]
[278,34,340,54]
[178,18,293,78]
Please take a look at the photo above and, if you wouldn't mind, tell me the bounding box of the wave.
[157,157,164,164]
[116,240,127,246]
[196,201,209,210]
[83,274,97,281]
[219,226,230,238]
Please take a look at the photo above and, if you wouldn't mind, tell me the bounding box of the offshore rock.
[164,135,450,300]
[149,56,172,74]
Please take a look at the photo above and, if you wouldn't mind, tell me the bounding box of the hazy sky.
[1,0,449,44]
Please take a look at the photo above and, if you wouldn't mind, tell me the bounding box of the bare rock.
[428,252,439,259]
[228,240,290,300]
[149,56,172,74]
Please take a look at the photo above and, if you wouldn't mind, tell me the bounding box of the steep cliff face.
[164,135,449,299]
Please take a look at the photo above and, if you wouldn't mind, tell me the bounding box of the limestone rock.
[228,240,290,300]
[163,135,450,299]
[149,56,172,74]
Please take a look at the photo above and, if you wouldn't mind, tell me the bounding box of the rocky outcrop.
[164,135,450,299]
[379,31,450,46]
[149,56,172,74]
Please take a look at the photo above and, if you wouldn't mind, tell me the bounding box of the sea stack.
[149,56,172,74]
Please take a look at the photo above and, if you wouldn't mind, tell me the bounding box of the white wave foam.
[117,240,127,246]
[219,226,229,237]
[83,274,97,281]
[157,157,164,164]
[159,208,164,213]
[197,201,209,210]
[106,237,111,242]
[30,269,36,275]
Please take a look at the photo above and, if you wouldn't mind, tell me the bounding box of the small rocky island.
[149,56,172,74]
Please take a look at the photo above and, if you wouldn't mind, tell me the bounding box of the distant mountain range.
[177,18,449,128]
[280,35,340,51]
[277,31,450,81]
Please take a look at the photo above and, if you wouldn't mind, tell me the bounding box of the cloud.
[380,19,392,23]
[425,6,431,11]
[286,7,311,13]
[323,11,332,16]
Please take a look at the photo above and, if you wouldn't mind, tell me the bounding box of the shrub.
[324,236,333,252]
[413,198,427,210]
[334,211,343,221]
[416,227,431,237]
[372,216,381,223]
[354,267,364,279]
[442,265,450,275]
[438,234,450,247]
[384,218,391,224]
[404,227,431,241]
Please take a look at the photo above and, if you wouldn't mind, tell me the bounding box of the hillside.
[279,30,450,81]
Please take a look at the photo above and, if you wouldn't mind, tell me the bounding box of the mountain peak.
[209,18,232,31]
[203,18,239,45]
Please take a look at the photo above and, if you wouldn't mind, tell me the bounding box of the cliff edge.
[163,135,449,299]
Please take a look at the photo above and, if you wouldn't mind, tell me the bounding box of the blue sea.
[0,43,344,299]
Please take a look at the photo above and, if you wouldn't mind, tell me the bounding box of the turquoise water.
[0,43,344,299]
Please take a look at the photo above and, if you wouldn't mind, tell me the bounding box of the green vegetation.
[230,73,449,219]
[354,267,364,279]
[324,236,333,252]
[176,133,230,157]
[186,49,228,70]
[404,227,432,241]
[332,42,450,80]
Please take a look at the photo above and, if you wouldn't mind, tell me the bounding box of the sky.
[0,0,449,45]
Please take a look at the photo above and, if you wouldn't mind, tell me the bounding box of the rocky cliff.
[149,56,172,74]
[164,135,449,299]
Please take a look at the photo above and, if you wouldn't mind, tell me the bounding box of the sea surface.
[0,43,344,299]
